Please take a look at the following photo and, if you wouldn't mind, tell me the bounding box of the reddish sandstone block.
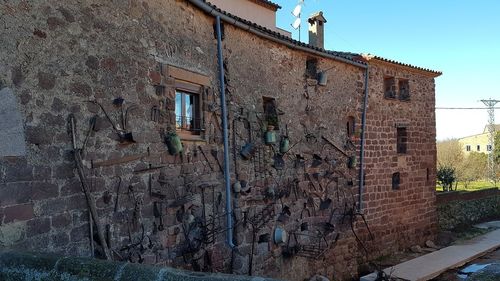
[26,217,51,237]
[3,203,34,223]
[31,182,59,201]
[0,182,31,206]
[149,71,162,85]
[52,212,72,229]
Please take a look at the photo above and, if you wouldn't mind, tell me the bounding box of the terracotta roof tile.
[253,0,281,10]
[372,55,442,75]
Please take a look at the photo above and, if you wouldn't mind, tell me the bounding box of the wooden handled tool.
[92,149,150,168]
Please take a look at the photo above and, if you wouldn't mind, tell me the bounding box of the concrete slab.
[474,220,500,230]
[360,229,500,281]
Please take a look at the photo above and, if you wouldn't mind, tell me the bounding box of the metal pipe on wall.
[358,67,370,212]
[215,15,235,249]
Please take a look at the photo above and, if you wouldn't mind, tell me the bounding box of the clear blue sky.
[274,0,500,140]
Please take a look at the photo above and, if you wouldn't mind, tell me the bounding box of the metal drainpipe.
[215,15,235,249]
[358,66,369,212]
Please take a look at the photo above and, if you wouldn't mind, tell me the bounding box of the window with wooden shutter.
[397,127,407,154]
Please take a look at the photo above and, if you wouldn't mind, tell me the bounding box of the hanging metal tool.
[91,100,136,144]
[198,145,215,172]
[114,176,122,213]
[92,149,150,168]
[210,148,224,172]
[154,202,165,231]
[69,114,112,260]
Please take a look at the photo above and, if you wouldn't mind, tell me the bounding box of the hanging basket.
[165,132,183,155]
[265,131,276,144]
[280,136,290,154]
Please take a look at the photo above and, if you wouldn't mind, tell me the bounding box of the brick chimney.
[308,11,327,49]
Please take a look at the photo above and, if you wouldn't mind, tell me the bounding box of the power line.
[436,107,500,110]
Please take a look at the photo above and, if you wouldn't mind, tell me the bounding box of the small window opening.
[306,58,318,79]
[466,145,471,152]
[384,77,396,99]
[347,116,356,138]
[397,127,407,154]
[426,168,430,181]
[477,145,481,152]
[175,90,201,134]
[263,97,279,129]
[392,172,400,190]
[487,145,492,151]
[398,79,410,101]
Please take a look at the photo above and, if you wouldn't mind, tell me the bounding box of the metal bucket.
[240,142,255,160]
[165,132,183,155]
[280,136,290,154]
[265,130,276,144]
[318,72,328,86]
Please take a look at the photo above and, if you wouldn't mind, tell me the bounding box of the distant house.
[458,125,500,154]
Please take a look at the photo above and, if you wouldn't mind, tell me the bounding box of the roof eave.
[250,0,281,11]
[372,56,442,77]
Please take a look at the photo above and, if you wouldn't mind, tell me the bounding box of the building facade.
[458,125,498,154]
[0,1,440,280]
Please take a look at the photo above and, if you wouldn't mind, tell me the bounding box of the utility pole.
[480,99,500,182]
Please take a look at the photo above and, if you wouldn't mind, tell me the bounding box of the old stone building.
[0,0,440,280]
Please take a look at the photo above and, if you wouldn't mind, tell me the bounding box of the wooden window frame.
[392,172,401,190]
[398,79,410,101]
[396,127,408,154]
[166,65,210,141]
[384,76,397,99]
[306,58,318,79]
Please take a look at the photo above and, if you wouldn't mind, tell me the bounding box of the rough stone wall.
[0,250,282,281]
[437,188,500,230]
[0,1,437,281]
[361,61,438,255]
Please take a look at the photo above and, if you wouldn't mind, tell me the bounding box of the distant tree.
[437,139,465,183]
[487,132,500,186]
[437,165,456,192]
[460,152,487,188]
[494,131,500,164]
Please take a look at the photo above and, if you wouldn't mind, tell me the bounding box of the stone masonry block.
[0,88,27,157]
[3,203,34,223]
[26,217,51,238]
[51,212,72,229]
[0,182,32,206]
